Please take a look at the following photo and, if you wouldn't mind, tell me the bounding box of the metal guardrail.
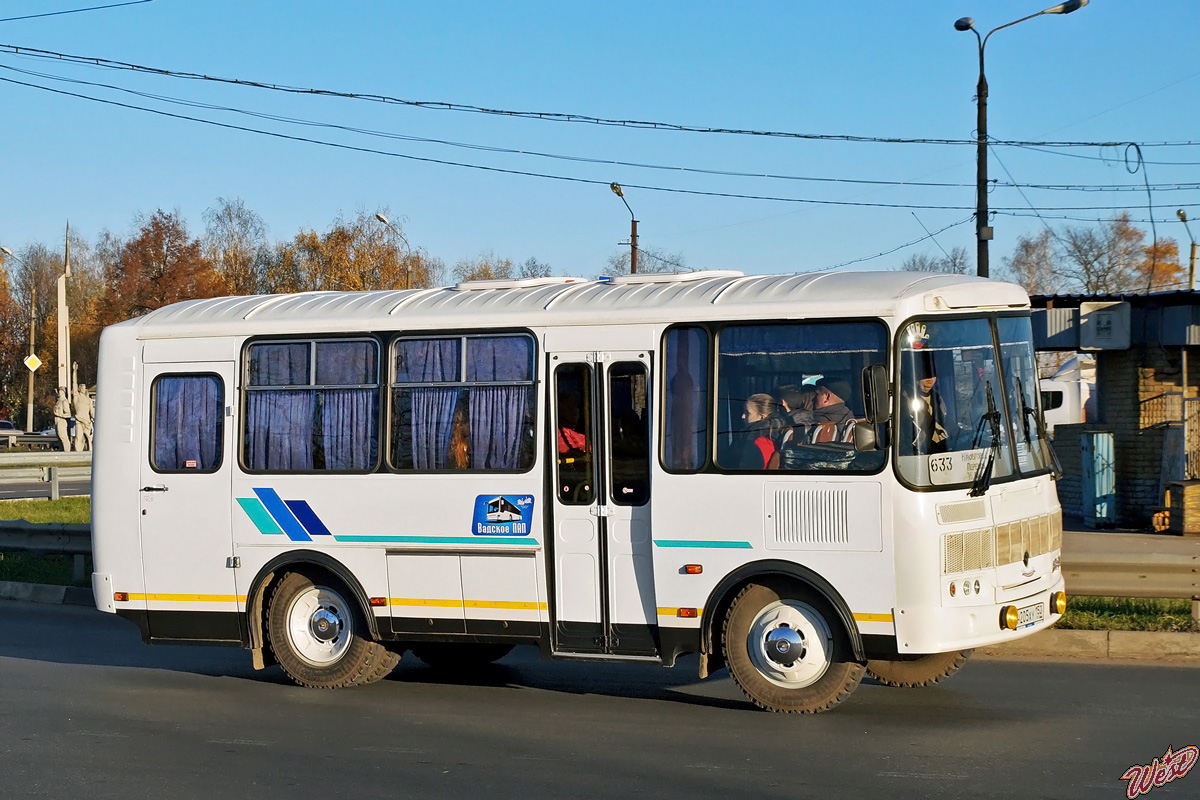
[0,451,92,498]
[0,521,91,555]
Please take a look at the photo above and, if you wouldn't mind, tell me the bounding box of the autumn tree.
[999,229,1056,295]
[203,197,269,295]
[1058,212,1181,293]
[899,246,971,275]
[452,251,514,283]
[98,210,225,326]
[262,209,437,293]
[0,262,24,420]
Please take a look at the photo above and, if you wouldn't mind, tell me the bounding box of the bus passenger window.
[663,327,708,472]
[390,334,536,472]
[152,374,223,472]
[555,364,594,504]
[609,362,650,505]
[244,338,379,472]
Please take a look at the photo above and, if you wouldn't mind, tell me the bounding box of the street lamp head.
[1044,0,1088,14]
[1179,210,1189,224]
[954,17,975,31]
[610,182,624,198]
[0,246,11,256]
[375,213,391,226]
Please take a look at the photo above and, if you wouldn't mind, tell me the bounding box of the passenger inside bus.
[739,393,786,470]
[900,352,950,456]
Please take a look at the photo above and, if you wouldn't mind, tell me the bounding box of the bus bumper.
[893,572,1067,654]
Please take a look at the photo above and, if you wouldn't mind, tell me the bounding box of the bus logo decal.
[472,495,534,536]
[237,488,334,542]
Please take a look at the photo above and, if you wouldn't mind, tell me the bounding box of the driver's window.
[555,363,595,505]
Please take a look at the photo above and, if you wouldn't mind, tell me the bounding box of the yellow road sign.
[24,354,41,372]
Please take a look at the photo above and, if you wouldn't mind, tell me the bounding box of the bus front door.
[138,363,239,642]
[550,352,657,657]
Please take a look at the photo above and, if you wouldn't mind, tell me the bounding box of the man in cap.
[813,376,855,425]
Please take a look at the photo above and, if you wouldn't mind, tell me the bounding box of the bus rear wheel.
[723,582,864,714]
[866,649,973,688]
[267,571,396,688]
[410,643,514,671]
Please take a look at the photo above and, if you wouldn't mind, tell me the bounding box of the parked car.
[0,419,21,447]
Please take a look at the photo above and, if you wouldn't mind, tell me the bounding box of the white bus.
[91,270,1066,713]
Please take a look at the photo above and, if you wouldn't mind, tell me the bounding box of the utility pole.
[27,287,35,433]
[57,222,72,398]
[610,183,638,274]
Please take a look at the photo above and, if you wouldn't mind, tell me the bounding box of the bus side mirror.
[861,364,891,424]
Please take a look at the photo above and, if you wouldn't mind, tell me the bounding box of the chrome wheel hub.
[746,599,833,688]
[286,586,353,667]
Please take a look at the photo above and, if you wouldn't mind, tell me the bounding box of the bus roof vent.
[452,276,586,292]
[602,270,743,286]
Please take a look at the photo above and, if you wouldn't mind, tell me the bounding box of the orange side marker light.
[113,592,129,602]
[677,608,698,618]
[684,564,703,574]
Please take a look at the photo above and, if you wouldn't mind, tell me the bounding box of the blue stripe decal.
[334,535,539,546]
[653,539,753,549]
[253,488,311,542]
[286,500,332,537]
[236,498,285,535]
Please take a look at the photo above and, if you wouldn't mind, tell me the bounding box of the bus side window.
[609,362,650,505]
[151,374,224,472]
[555,363,594,504]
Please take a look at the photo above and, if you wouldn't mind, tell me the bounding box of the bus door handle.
[589,505,611,517]
[141,485,169,493]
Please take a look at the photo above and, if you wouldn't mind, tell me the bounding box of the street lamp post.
[2,246,37,433]
[374,213,411,290]
[610,182,638,274]
[1178,210,1198,291]
[955,1,1089,278]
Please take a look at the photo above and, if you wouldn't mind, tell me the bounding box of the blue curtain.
[246,390,315,470]
[664,327,708,470]
[468,386,528,470]
[396,339,459,383]
[249,343,309,385]
[316,340,377,385]
[320,389,378,470]
[467,337,532,382]
[154,375,222,470]
[411,388,458,469]
[720,322,887,356]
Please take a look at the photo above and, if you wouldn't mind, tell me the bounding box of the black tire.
[722,582,864,714]
[410,643,515,671]
[866,649,973,688]
[266,571,392,688]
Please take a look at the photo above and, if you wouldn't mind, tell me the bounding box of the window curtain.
[249,343,309,385]
[316,341,377,385]
[395,339,459,383]
[665,327,708,470]
[154,376,222,470]
[246,390,315,470]
[466,337,531,382]
[468,386,528,470]
[411,388,458,469]
[320,389,378,470]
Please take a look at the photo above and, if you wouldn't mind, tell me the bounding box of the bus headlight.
[1000,605,1019,631]
[1050,591,1067,615]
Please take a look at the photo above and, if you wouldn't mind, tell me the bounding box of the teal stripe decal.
[237,498,285,535]
[654,539,753,549]
[334,535,539,546]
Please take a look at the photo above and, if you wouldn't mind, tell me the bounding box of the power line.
[0,0,153,24]
[2,40,1199,150]
[811,216,975,272]
[7,59,1196,196]
[4,71,1197,217]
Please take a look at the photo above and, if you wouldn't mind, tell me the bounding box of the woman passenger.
[740,393,788,469]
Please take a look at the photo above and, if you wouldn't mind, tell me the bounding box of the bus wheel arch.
[699,561,865,680]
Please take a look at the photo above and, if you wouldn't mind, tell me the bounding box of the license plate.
[1017,602,1045,628]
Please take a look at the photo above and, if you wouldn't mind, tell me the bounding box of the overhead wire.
[0,0,153,24]
[2,40,1200,150]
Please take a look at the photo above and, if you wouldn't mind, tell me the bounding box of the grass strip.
[1057,595,1195,633]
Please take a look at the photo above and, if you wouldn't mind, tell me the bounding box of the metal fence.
[0,450,92,499]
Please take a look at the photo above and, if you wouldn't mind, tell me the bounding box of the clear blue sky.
[1,0,1198,280]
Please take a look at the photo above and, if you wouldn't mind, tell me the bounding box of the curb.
[0,580,93,607]
[976,628,1200,662]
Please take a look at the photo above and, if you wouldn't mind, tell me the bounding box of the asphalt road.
[0,477,90,500]
[2,601,1197,800]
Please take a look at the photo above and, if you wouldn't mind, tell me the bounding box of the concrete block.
[0,580,66,604]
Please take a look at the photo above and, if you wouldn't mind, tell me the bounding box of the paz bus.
[91,270,1066,713]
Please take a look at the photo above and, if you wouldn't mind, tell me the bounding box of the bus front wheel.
[866,649,973,688]
[267,571,397,689]
[722,582,864,713]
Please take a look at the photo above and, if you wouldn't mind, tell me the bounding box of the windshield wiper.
[1013,376,1063,479]
[969,382,1002,497]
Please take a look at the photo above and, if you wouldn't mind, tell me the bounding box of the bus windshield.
[998,316,1053,475]
[895,317,1016,489]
